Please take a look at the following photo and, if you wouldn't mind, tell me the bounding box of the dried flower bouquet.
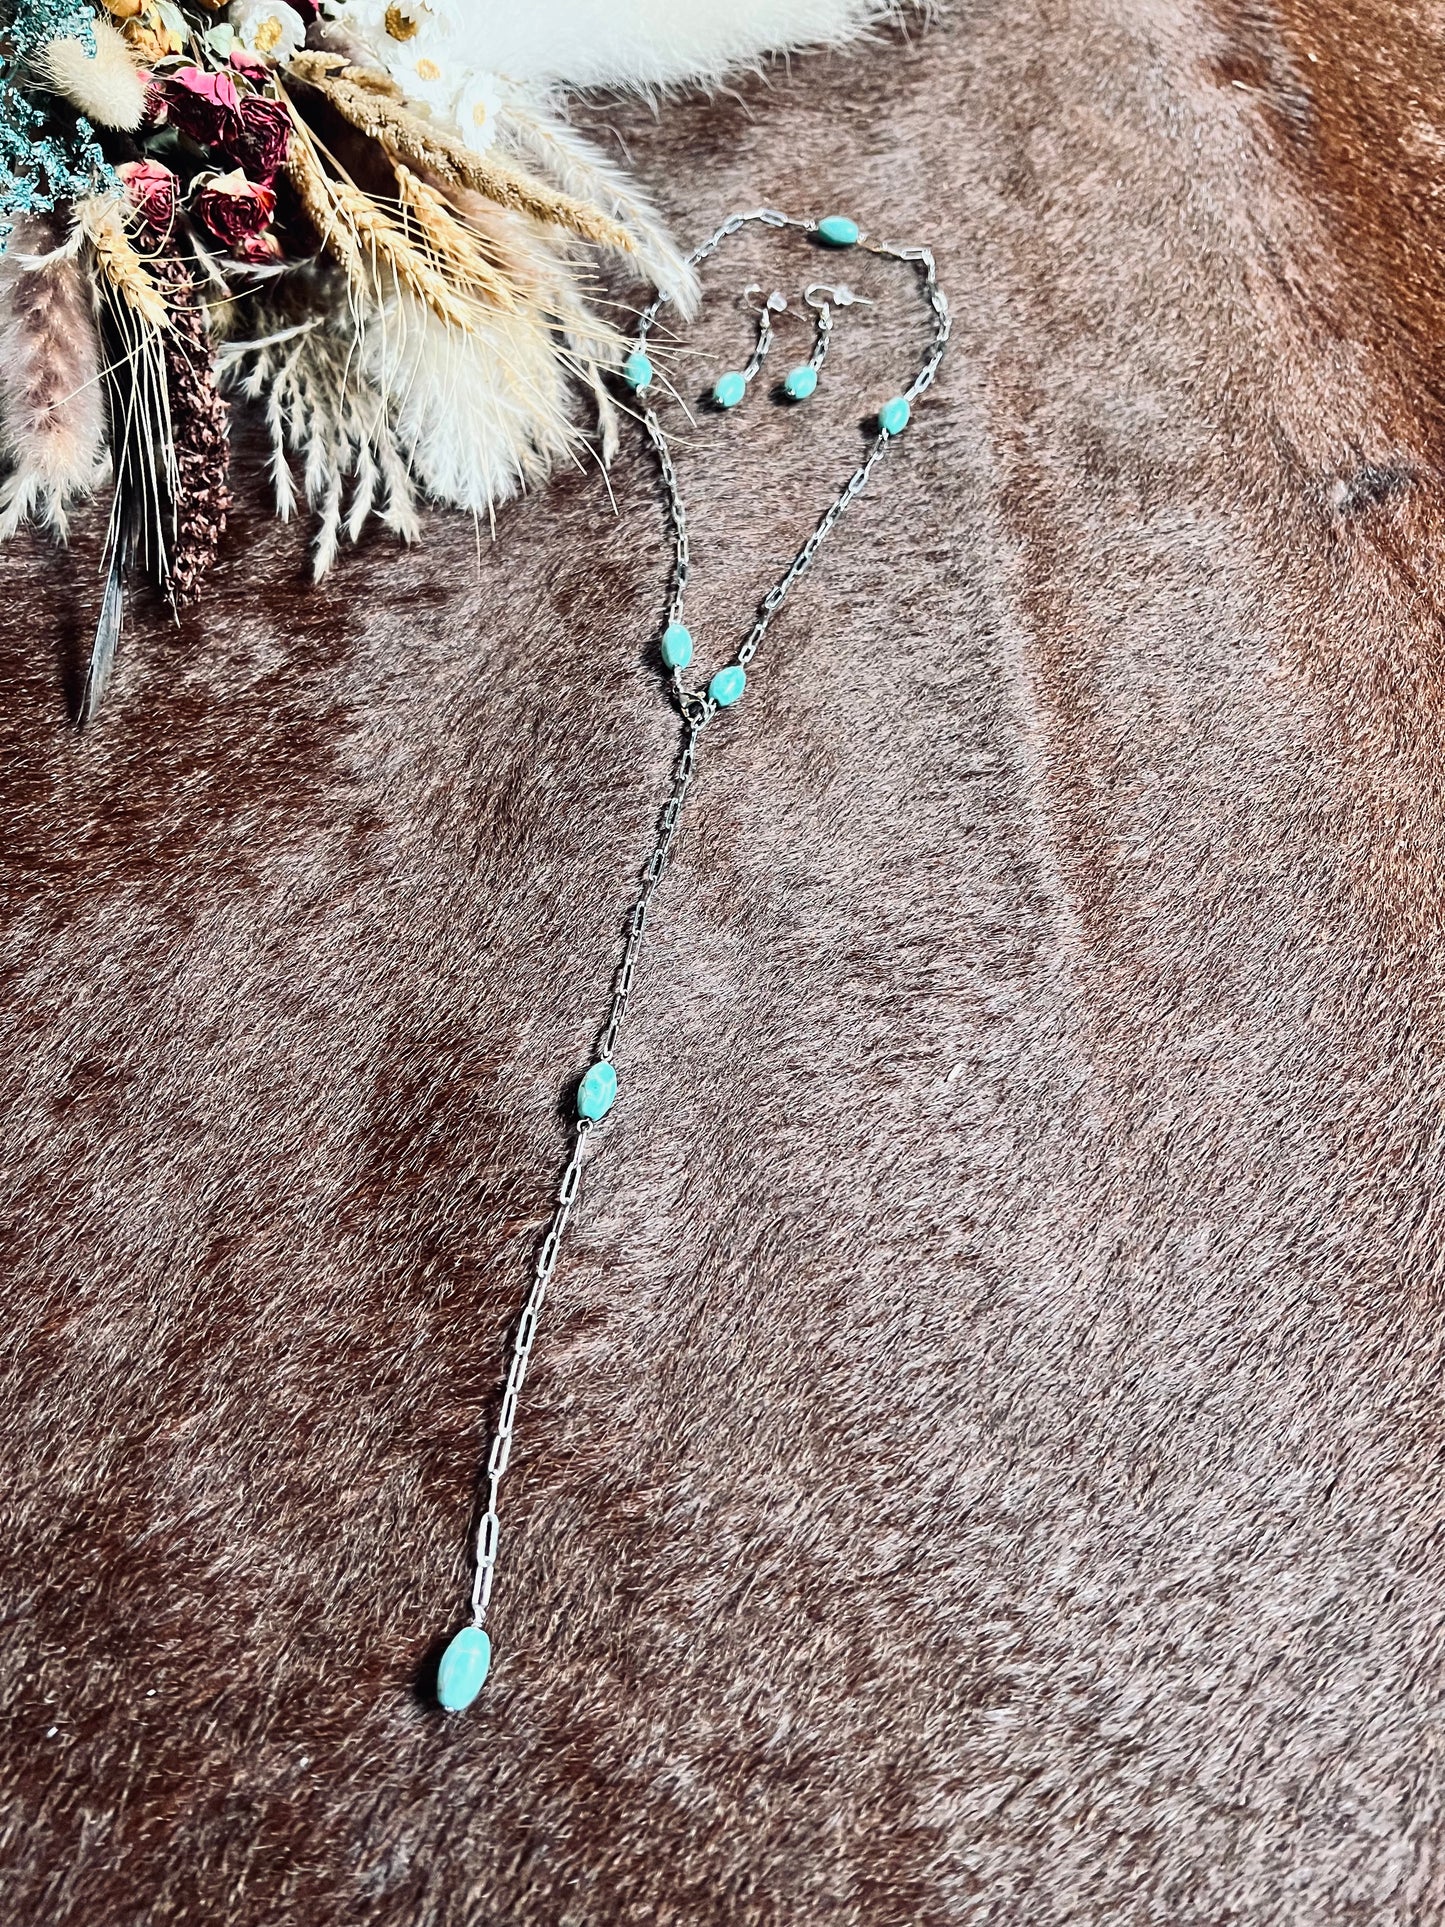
[0,0,697,715]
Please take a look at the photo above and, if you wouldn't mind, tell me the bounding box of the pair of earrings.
[711,284,863,409]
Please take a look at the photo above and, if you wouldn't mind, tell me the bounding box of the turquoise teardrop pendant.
[783,364,818,401]
[437,1626,492,1711]
[713,370,748,409]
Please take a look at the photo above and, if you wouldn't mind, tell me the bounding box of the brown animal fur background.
[5,2,1445,1920]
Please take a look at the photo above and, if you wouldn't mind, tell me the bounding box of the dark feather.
[84,276,176,721]
[80,515,130,727]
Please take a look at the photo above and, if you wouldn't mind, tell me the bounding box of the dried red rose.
[193,168,277,255]
[223,95,291,182]
[164,65,243,147]
[116,158,175,231]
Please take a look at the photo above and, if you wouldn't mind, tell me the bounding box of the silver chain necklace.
[433,208,951,1712]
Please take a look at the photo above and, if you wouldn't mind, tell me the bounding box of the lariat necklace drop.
[433,208,951,1712]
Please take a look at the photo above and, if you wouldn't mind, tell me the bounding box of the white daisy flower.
[227,0,308,62]
[390,50,458,113]
[320,0,464,113]
[451,70,502,153]
[321,0,453,64]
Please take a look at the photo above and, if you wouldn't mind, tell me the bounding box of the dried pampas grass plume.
[39,16,149,131]
[450,184,628,467]
[361,288,576,520]
[0,218,107,539]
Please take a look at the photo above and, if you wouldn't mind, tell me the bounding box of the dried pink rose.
[116,158,175,231]
[164,65,243,147]
[222,95,292,183]
[230,228,284,264]
[192,168,277,256]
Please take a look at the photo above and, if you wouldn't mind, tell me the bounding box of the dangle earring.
[712,286,786,409]
[783,283,865,401]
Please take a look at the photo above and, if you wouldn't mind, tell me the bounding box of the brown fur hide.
[4,3,1445,1921]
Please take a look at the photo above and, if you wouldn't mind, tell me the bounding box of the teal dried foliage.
[0,0,117,238]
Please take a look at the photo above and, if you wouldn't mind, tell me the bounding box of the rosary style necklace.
[433,208,951,1712]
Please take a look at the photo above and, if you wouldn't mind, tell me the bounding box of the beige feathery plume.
[75,196,168,330]
[438,187,628,472]
[495,99,699,316]
[0,217,107,538]
[219,290,421,579]
[361,286,579,521]
[287,53,635,254]
[39,15,148,131]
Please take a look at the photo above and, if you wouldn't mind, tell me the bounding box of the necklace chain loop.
[454,209,950,1681]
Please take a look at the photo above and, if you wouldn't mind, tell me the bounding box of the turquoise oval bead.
[578,1060,618,1120]
[437,1626,491,1711]
[709,664,746,708]
[661,622,693,670]
[713,370,747,410]
[623,351,653,391]
[879,395,912,436]
[783,364,818,401]
[817,215,859,247]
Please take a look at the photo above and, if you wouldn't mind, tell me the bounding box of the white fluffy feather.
[361,292,582,518]
[412,0,910,89]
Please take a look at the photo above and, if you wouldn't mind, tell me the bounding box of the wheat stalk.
[332,179,477,332]
[392,164,518,314]
[283,115,478,332]
[283,115,367,284]
[287,54,635,254]
[495,101,699,315]
[75,195,168,330]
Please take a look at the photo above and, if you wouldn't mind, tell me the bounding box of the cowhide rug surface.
[4,3,1444,1922]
